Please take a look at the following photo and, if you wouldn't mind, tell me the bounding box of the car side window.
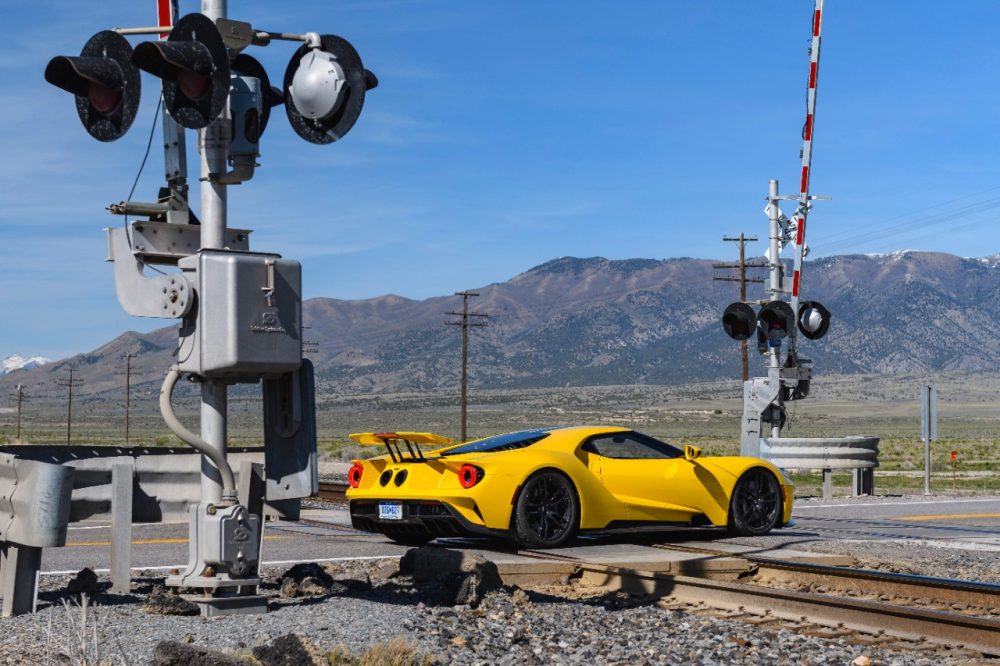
[583,432,682,460]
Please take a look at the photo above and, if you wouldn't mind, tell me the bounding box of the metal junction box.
[178,250,302,380]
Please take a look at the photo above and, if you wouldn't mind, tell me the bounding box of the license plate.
[378,501,403,520]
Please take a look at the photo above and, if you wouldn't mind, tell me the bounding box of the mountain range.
[4,250,1000,402]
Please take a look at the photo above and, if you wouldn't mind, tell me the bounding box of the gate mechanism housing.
[178,250,302,380]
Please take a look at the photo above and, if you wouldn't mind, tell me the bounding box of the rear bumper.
[349,499,506,540]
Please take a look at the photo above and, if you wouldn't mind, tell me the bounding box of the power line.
[714,234,766,382]
[445,291,488,443]
[817,194,1000,254]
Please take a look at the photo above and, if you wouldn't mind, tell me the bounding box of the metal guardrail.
[761,436,879,470]
[0,445,298,523]
[0,454,75,616]
[761,436,880,498]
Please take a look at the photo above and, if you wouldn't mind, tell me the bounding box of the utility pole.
[714,234,765,381]
[9,384,27,443]
[122,353,135,444]
[56,368,84,445]
[446,291,488,442]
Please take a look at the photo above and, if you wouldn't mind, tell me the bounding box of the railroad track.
[315,480,348,502]
[298,491,1000,653]
[515,543,1000,656]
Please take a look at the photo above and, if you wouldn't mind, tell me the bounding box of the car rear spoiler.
[349,431,454,463]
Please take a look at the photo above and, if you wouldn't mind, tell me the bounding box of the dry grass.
[326,638,436,666]
[44,594,130,666]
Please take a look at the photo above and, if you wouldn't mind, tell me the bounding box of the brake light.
[458,464,483,489]
[348,463,364,488]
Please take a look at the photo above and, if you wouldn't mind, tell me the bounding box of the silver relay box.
[177,250,302,380]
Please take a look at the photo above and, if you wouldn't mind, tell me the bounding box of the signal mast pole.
[198,0,230,511]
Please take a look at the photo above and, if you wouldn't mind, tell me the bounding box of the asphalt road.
[787,495,1000,549]
[40,495,1000,575]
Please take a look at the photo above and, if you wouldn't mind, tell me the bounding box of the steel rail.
[650,541,1000,610]
[513,545,1000,655]
[574,562,1000,655]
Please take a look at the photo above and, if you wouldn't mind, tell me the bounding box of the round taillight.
[458,464,482,489]
[348,463,364,488]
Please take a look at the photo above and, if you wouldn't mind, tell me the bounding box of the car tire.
[728,467,782,536]
[511,470,579,549]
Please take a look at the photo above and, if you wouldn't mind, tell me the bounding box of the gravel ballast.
[0,559,976,665]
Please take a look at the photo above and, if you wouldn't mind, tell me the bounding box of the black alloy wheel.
[512,471,579,548]
[728,467,781,536]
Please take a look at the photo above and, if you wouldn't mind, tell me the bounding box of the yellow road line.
[897,512,1000,522]
[66,535,288,548]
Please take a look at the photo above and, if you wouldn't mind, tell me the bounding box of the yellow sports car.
[345,426,794,548]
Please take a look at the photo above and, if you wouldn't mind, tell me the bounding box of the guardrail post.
[110,462,134,594]
[852,468,874,497]
[822,468,832,499]
[1,543,42,617]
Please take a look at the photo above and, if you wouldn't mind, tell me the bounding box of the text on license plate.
[378,501,403,520]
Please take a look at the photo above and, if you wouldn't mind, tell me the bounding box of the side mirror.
[684,445,702,461]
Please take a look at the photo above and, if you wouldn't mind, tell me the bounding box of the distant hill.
[6,251,1000,401]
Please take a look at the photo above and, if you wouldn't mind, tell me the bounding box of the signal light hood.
[132,13,231,130]
[44,30,140,142]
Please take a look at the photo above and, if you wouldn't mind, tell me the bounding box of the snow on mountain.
[1,355,51,375]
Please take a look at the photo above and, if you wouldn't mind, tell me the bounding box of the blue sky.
[2,1,999,359]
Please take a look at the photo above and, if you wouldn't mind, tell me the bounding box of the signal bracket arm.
[105,226,192,319]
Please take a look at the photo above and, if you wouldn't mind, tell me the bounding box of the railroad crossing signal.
[45,13,377,146]
[42,4,376,617]
[722,300,830,348]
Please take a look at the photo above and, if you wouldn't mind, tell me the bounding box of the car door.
[583,432,704,523]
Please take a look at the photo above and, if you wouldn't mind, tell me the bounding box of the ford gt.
[345,426,794,548]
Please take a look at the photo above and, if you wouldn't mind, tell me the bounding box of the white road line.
[39,555,399,577]
[66,525,111,531]
[879,538,1000,553]
[796,498,1000,510]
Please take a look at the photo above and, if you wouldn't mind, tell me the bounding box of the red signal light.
[458,464,483,489]
[87,81,121,114]
[348,463,364,488]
